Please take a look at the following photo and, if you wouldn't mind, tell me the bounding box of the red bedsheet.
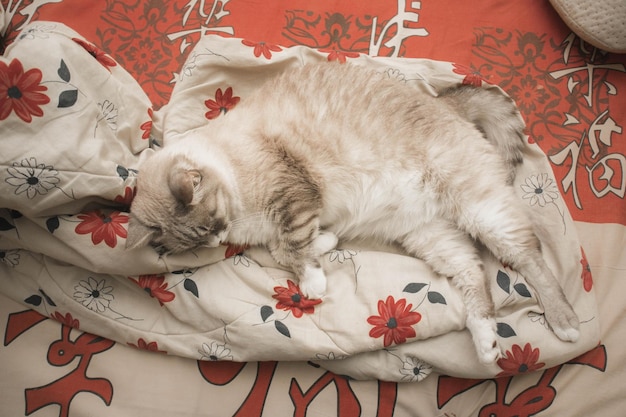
[14,0,621,226]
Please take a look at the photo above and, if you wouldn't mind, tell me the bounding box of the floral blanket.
[0,23,600,382]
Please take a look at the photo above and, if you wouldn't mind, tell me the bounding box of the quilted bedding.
[0,1,625,416]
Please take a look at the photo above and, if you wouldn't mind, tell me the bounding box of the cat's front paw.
[313,231,339,256]
[468,316,501,364]
[298,265,327,300]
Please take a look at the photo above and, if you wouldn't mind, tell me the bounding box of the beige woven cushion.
[549,0,626,53]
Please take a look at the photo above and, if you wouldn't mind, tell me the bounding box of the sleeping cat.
[126,62,580,364]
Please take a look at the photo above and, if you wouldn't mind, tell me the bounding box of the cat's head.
[126,150,233,255]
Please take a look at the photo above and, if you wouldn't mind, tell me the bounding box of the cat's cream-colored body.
[128,63,579,364]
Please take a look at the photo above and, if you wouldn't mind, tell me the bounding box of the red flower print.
[127,338,166,353]
[205,87,240,120]
[319,48,360,63]
[241,39,283,59]
[72,38,118,71]
[224,243,249,258]
[51,311,79,329]
[452,63,487,87]
[272,280,322,318]
[581,247,593,292]
[75,210,128,248]
[140,108,153,139]
[0,58,50,122]
[129,274,175,306]
[497,343,545,377]
[113,186,136,207]
[367,296,422,347]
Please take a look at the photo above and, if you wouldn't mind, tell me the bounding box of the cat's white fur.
[127,63,579,363]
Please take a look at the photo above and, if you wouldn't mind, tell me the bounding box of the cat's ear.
[125,216,156,250]
[168,169,202,206]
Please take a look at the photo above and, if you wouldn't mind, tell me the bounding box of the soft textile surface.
[0,23,599,382]
[1,1,626,416]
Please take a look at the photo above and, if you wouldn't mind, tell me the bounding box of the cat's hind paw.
[545,305,580,343]
[298,265,327,300]
[468,316,502,364]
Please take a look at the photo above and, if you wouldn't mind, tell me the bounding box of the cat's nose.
[205,236,220,247]
[216,229,229,245]
[206,231,230,247]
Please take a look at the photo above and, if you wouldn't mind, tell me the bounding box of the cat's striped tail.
[439,85,527,184]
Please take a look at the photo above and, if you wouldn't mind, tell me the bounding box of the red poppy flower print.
[319,48,360,63]
[52,311,79,329]
[129,274,175,306]
[0,58,50,122]
[205,87,240,120]
[497,343,545,377]
[75,210,128,248]
[128,338,166,353]
[72,38,118,71]
[272,280,322,318]
[581,247,593,292]
[140,108,153,139]
[113,186,136,207]
[367,296,422,347]
[452,63,487,87]
[241,39,283,59]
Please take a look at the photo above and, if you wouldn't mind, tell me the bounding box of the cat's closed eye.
[153,244,169,256]
[145,227,167,252]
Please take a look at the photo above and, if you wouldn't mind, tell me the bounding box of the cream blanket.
[0,23,599,381]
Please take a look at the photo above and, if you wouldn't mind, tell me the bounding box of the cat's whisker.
[229,213,278,228]
[229,219,279,231]
[229,213,266,224]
